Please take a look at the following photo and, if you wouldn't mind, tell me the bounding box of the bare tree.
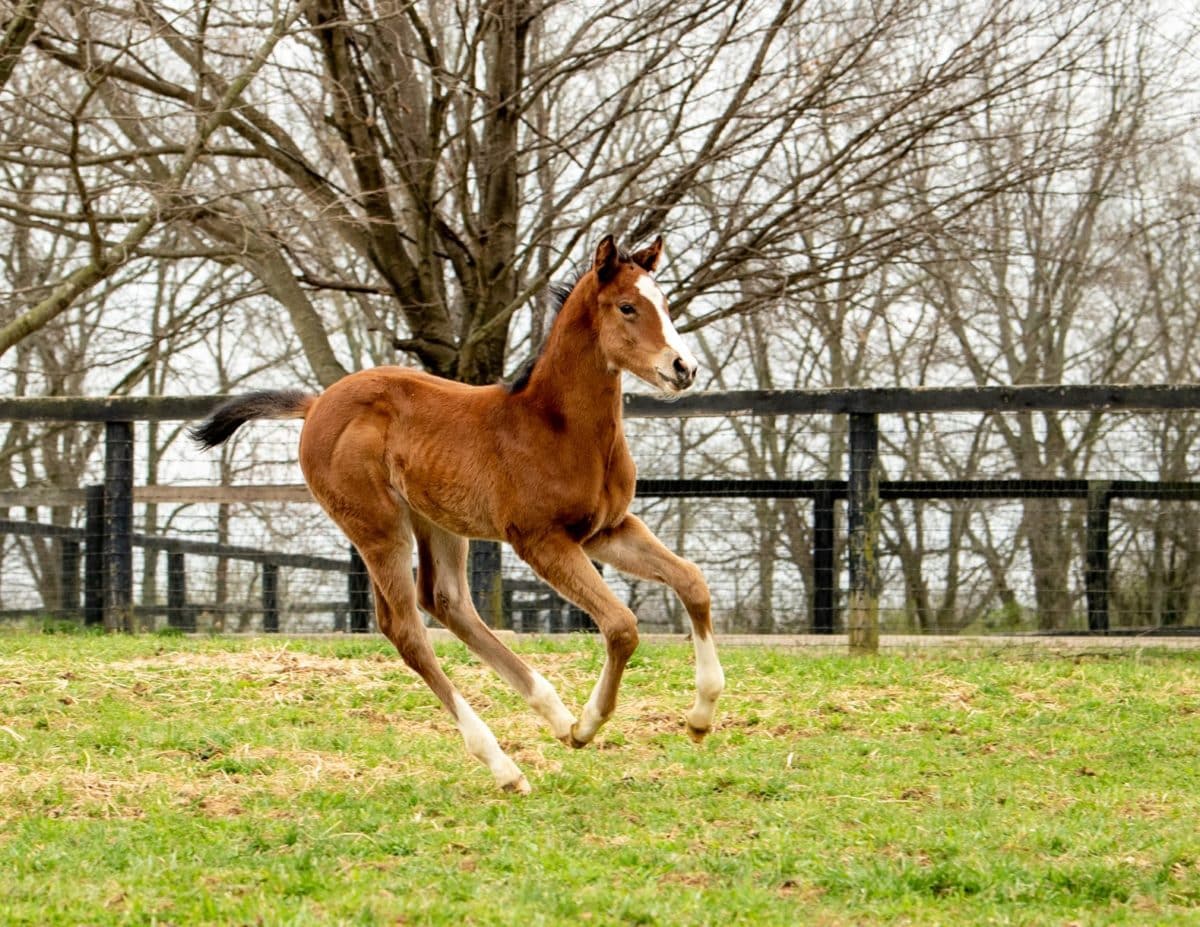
[901,12,1181,627]
[1,0,1147,388]
[0,1,305,360]
[1,0,1197,631]
[1106,150,1200,626]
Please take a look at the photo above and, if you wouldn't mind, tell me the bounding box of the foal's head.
[590,235,698,393]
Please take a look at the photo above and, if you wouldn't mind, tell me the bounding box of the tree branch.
[0,1,303,359]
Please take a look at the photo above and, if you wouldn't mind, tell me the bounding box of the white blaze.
[635,275,697,370]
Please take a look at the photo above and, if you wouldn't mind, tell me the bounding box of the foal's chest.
[560,440,636,542]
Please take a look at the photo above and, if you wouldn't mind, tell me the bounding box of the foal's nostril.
[673,356,694,383]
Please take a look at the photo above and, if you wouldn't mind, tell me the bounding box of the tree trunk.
[1024,497,1074,629]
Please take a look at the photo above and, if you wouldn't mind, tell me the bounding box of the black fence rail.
[635,476,1200,638]
[0,506,362,631]
[2,385,1199,645]
[0,504,594,633]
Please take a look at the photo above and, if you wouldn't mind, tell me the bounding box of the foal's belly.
[398,477,632,545]
[391,464,500,540]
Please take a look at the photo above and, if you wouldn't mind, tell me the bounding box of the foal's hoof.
[502,774,532,795]
[685,722,709,744]
[564,723,591,749]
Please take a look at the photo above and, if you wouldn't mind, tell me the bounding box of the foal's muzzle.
[660,353,697,391]
[672,355,697,389]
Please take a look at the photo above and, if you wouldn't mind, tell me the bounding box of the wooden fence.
[2,384,1199,647]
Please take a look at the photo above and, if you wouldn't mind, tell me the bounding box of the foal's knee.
[606,619,639,662]
[416,583,439,619]
[677,561,711,613]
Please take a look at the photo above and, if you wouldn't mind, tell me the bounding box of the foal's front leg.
[585,515,725,741]
[514,533,640,747]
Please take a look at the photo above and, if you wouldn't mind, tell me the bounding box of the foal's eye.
[618,303,637,317]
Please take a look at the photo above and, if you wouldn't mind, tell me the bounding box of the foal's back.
[297,365,630,543]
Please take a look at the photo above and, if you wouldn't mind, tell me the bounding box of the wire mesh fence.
[1,388,1199,637]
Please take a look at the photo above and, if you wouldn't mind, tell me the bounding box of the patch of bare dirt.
[659,871,711,888]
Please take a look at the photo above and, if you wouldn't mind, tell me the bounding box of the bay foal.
[193,236,724,792]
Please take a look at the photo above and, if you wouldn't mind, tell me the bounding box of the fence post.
[469,539,505,627]
[566,602,587,632]
[348,546,371,633]
[167,550,192,631]
[104,422,135,632]
[503,586,517,632]
[261,561,279,634]
[59,539,80,614]
[812,490,836,633]
[847,413,881,654]
[84,484,106,626]
[1085,481,1112,632]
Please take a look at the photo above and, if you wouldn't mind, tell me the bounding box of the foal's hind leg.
[585,515,724,741]
[354,527,530,793]
[513,532,641,747]
[413,522,576,743]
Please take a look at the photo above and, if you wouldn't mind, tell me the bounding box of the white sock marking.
[527,671,576,740]
[686,633,724,732]
[572,660,616,744]
[452,693,525,789]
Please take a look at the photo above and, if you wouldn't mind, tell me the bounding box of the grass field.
[1,632,1199,925]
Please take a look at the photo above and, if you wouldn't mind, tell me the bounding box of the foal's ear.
[593,234,622,283]
[630,235,663,273]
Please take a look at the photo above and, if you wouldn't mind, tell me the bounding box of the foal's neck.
[520,281,623,437]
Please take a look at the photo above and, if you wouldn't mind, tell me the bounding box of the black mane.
[504,269,586,393]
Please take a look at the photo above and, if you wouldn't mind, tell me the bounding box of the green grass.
[1,632,1199,925]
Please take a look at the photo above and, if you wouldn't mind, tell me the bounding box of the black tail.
[189,389,315,450]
